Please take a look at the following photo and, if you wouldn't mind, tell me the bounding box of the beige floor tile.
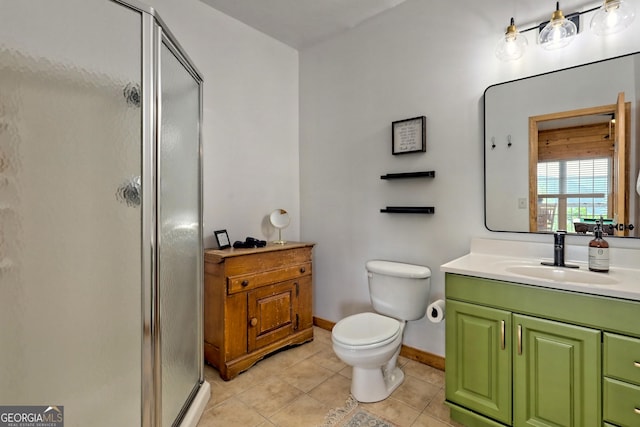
[197,326,451,427]
[197,397,267,427]
[236,376,304,417]
[361,397,421,427]
[422,388,453,424]
[397,355,411,367]
[247,351,300,378]
[269,394,331,427]
[309,348,347,372]
[272,341,326,365]
[205,365,268,395]
[312,326,332,342]
[337,365,352,379]
[391,375,441,411]
[279,358,334,392]
[403,360,445,387]
[203,380,237,411]
[410,412,451,427]
[308,373,352,407]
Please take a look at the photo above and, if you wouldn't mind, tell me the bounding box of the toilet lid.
[332,312,401,347]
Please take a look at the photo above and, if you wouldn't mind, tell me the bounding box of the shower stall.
[0,0,207,426]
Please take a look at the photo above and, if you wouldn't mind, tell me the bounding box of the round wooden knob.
[250,318,258,327]
[241,280,249,287]
[300,267,306,273]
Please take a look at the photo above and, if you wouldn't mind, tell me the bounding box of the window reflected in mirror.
[537,159,611,232]
[528,94,630,236]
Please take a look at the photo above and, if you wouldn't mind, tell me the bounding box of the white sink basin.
[505,265,619,285]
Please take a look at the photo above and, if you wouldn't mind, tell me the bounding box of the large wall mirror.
[485,52,640,238]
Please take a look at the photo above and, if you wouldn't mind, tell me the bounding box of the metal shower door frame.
[112,1,204,425]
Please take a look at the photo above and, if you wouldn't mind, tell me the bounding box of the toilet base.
[351,365,405,403]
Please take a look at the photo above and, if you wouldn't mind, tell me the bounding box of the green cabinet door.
[446,300,512,424]
[513,314,601,427]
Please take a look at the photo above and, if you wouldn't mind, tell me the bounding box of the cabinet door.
[248,281,297,352]
[446,300,512,424]
[513,314,601,427]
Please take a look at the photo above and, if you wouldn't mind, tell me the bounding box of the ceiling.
[199,0,409,49]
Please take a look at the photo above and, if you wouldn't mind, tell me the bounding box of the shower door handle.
[116,176,141,207]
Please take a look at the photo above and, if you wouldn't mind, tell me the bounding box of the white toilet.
[332,260,432,402]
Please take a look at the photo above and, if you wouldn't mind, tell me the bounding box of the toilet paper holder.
[427,299,445,323]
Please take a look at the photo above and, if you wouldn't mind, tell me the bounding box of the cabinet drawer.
[603,377,640,426]
[604,333,640,386]
[228,262,311,294]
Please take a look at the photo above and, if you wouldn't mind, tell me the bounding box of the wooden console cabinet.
[204,242,314,380]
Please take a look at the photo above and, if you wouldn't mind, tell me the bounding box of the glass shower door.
[158,40,202,426]
[0,1,142,426]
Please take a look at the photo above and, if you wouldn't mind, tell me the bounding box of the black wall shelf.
[380,206,435,214]
[380,171,435,180]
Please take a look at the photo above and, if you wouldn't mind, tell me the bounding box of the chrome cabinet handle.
[517,325,522,355]
[500,320,505,350]
[634,407,640,415]
[634,361,640,368]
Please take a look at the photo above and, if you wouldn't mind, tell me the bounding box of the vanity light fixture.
[496,0,636,61]
[590,0,636,35]
[538,2,578,49]
[495,17,528,61]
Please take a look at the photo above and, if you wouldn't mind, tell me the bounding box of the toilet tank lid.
[366,260,431,278]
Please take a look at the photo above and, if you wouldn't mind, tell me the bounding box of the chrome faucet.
[541,231,579,268]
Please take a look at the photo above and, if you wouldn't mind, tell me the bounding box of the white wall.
[145,0,301,248]
[300,0,640,357]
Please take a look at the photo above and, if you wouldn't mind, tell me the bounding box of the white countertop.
[441,238,640,301]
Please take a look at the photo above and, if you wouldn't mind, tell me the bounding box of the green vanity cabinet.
[445,273,640,427]
[446,300,512,424]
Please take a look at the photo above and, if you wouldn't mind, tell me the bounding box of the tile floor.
[197,327,463,427]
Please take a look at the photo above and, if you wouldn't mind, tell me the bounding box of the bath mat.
[319,396,397,427]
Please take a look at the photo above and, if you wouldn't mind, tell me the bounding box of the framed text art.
[392,116,426,155]
[214,229,231,250]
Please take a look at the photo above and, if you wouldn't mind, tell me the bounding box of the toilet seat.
[332,312,401,350]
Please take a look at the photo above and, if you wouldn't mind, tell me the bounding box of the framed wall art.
[214,229,231,250]
[392,116,426,155]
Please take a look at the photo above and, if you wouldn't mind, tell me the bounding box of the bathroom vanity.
[441,238,640,427]
[204,242,314,380]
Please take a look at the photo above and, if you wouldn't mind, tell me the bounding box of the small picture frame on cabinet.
[392,116,426,155]
[214,229,231,249]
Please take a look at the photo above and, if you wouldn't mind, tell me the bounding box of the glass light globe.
[539,3,577,50]
[591,0,636,36]
[495,18,528,61]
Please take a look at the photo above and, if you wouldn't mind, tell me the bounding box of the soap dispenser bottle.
[588,218,609,272]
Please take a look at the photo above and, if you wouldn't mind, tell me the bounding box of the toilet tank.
[366,260,432,321]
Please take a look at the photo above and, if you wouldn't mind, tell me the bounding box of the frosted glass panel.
[159,42,201,426]
[0,1,142,426]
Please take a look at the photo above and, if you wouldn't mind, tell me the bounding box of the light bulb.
[495,18,528,61]
[591,0,636,35]
[539,2,577,50]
